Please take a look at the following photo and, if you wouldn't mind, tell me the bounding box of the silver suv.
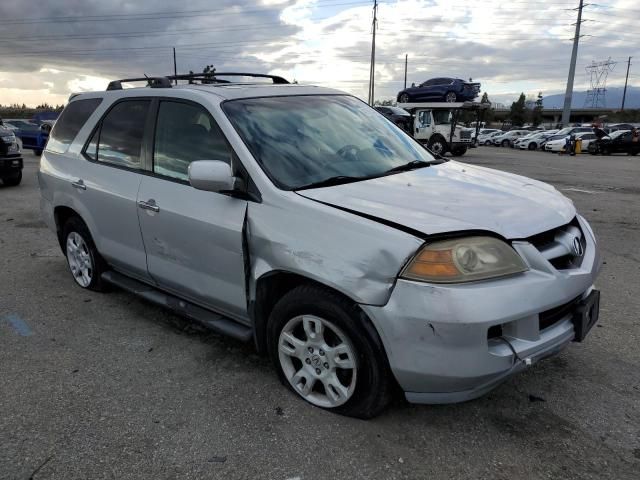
[39,73,601,418]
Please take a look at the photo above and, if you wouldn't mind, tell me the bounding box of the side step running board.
[101,271,253,342]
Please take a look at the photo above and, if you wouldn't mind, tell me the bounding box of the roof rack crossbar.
[167,72,290,85]
[107,77,173,91]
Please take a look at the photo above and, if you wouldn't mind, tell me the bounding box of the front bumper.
[362,215,601,404]
[0,155,23,175]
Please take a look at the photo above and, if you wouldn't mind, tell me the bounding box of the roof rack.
[107,77,173,91]
[168,72,290,85]
[106,72,290,91]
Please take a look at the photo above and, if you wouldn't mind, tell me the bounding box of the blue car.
[397,77,480,103]
[4,118,53,156]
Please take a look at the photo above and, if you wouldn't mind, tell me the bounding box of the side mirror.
[188,160,236,193]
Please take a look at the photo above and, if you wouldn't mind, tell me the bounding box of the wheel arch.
[252,270,376,356]
[53,206,94,253]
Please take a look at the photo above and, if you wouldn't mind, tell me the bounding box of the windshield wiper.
[295,175,367,190]
[383,159,435,174]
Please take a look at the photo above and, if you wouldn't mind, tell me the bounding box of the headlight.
[1,134,15,143]
[401,236,528,283]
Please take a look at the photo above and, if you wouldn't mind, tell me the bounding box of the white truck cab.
[398,102,489,157]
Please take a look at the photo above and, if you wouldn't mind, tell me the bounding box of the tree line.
[0,103,65,119]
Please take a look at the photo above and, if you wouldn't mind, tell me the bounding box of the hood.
[297,161,575,239]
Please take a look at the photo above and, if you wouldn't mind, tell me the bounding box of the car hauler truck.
[397,101,489,157]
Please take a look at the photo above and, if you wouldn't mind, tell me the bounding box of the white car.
[492,130,530,147]
[519,131,558,151]
[545,132,599,153]
[545,137,569,152]
[478,131,503,145]
[574,132,598,151]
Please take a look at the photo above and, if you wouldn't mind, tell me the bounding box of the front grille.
[526,218,586,270]
[539,296,581,331]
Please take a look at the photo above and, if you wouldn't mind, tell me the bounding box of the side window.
[418,111,431,126]
[97,100,150,168]
[153,101,232,181]
[47,98,102,153]
[85,128,98,160]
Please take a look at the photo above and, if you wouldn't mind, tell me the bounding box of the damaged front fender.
[246,194,423,307]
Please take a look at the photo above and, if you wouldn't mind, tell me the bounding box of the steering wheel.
[336,145,361,160]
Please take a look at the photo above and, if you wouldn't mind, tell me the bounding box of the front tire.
[2,171,22,186]
[267,285,393,419]
[528,143,537,150]
[62,217,108,291]
[428,136,448,156]
[501,139,510,147]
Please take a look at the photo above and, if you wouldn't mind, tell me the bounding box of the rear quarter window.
[46,98,102,154]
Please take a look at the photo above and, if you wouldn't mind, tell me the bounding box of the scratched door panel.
[137,175,248,320]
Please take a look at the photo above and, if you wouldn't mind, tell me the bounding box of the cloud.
[0,0,636,106]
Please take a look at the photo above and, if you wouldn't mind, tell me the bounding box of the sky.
[0,0,637,107]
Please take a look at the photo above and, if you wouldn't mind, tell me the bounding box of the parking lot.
[1,148,639,479]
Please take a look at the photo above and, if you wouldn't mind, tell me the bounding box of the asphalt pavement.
[1,148,639,479]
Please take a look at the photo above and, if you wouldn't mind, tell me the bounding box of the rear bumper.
[362,215,601,404]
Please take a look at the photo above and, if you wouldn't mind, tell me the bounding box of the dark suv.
[397,78,480,103]
[0,122,23,186]
[374,106,411,132]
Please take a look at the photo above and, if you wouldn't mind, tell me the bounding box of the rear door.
[77,99,155,282]
[136,99,248,319]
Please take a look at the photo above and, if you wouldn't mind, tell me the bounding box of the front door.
[414,110,432,140]
[136,99,248,319]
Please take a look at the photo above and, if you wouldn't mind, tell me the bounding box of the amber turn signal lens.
[406,260,460,278]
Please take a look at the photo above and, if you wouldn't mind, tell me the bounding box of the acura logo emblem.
[572,237,584,257]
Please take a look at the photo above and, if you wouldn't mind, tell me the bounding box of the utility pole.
[404,54,408,90]
[621,56,632,110]
[561,0,585,127]
[173,47,178,85]
[367,0,378,105]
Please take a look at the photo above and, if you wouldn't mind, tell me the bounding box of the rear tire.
[451,147,467,156]
[399,93,410,103]
[445,92,457,102]
[267,285,393,419]
[62,217,108,291]
[2,171,22,186]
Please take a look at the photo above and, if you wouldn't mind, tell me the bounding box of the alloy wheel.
[66,232,93,287]
[278,315,357,408]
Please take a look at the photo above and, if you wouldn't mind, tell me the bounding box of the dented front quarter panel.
[246,192,423,306]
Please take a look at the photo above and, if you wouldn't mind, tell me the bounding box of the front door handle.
[71,179,86,190]
[138,199,160,213]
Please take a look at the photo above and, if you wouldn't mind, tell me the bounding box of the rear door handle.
[138,199,160,213]
[71,179,86,190]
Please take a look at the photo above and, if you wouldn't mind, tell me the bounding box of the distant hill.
[542,86,640,109]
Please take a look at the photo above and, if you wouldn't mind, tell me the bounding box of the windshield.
[223,95,436,190]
